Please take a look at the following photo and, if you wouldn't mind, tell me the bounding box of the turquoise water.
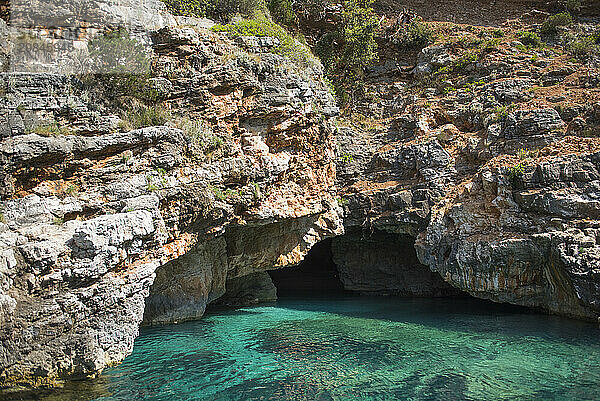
[25,297,600,400]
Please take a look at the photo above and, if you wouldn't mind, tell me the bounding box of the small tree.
[85,29,158,106]
[268,0,296,26]
[341,0,379,78]
[88,28,150,75]
[315,0,379,106]
[539,12,573,36]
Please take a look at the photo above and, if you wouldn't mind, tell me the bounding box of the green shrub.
[88,28,150,75]
[146,169,169,192]
[176,118,226,155]
[432,50,484,84]
[565,31,600,61]
[251,181,262,200]
[518,31,542,47]
[213,17,314,65]
[480,38,501,53]
[506,162,525,183]
[491,29,505,38]
[462,80,485,93]
[119,104,171,131]
[65,184,79,196]
[540,12,573,36]
[389,17,435,50]
[314,31,340,71]
[452,51,479,72]
[339,0,379,74]
[490,104,517,122]
[161,0,266,20]
[316,0,379,75]
[215,0,267,19]
[337,197,349,206]
[339,153,354,163]
[517,147,538,160]
[210,185,226,201]
[84,29,161,103]
[314,0,379,106]
[224,188,241,199]
[161,0,211,17]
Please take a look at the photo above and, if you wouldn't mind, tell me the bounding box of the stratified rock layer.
[416,151,600,320]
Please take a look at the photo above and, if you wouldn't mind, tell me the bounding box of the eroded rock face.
[336,126,455,234]
[215,271,277,307]
[143,237,227,325]
[334,28,600,325]
[0,10,342,387]
[416,151,600,320]
[0,194,164,387]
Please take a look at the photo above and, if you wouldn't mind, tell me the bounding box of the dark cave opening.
[269,230,543,314]
[268,238,350,297]
[269,229,463,298]
[268,229,539,316]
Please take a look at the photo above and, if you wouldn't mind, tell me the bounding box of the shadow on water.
[1,379,112,401]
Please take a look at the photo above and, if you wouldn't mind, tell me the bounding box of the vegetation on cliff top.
[314,0,379,105]
[159,0,599,115]
[161,0,382,107]
[161,0,266,20]
[212,16,315,65]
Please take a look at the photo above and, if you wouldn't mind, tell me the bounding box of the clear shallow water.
[23,297,600,401]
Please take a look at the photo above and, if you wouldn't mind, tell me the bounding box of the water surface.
[27,297,600,400]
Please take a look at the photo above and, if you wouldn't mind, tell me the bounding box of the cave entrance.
[269,229,461,298]
[268,238,349,297]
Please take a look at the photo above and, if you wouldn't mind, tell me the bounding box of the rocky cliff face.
[333,8,600,322]
[1,0,600,391]
[0,1,342,387]
[416,147,600,320]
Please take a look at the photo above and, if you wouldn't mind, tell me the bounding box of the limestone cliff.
[0,0,342,387]
[332,6,600,322]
